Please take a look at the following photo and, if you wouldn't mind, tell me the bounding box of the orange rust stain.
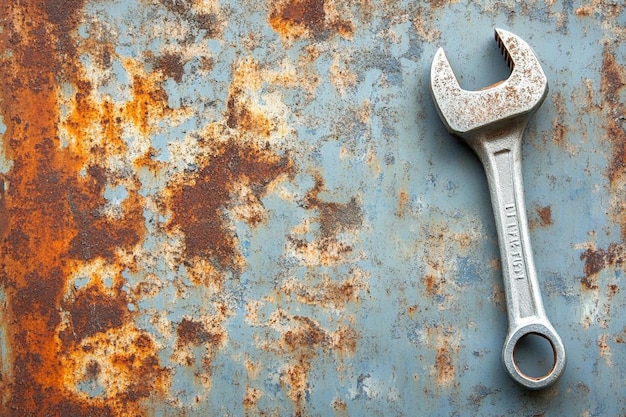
[60,59,172,171]
[60,322,169,406]
[125,73,170,138]
[268,0,354,40]
[435,344,455,385]
[243,387,263,409]
[429,329,457,387]
[167,140,292,269]
[536,205,552,227]
[424,274,437,296]
[396,190,409,217]
[0,1,170,414]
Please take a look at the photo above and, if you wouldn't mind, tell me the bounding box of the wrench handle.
[473,128,566,389]
[486,142,543,324]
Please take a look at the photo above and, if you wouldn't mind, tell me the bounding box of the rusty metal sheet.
[0,1,624,416]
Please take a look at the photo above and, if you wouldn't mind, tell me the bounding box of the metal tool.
[429,28,566,389]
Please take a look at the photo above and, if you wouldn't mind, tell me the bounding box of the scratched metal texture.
[0,1,624,416]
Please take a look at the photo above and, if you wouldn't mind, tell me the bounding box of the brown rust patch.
[607,284,619,298]
[60,283,129,343]
[575,0,621,18]
[155,52,186,83]
[580,243,626,290]
[280,270,367,309]
[276,315,357,416]
[601,47,626,184]
[167,139,292,268]
[426,0,459,9]
[285,173,363,266]
[280,316,328,415]
[332,397,347,411]
[551,92,567,147]
[283,316,329,351]
[305,174,363,239]
[68,168,146,262]
[599,46,626,243]
[177,317,224,346]
[226,87,273,138]
[268,0,354,41]
[158,0,224,38]
[171,311,228,375]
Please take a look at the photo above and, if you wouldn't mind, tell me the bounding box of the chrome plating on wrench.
[429,28,566,389]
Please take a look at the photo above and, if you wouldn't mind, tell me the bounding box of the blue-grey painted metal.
[0,1,624,416]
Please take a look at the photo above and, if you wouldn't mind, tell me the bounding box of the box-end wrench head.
[430,28,566,390]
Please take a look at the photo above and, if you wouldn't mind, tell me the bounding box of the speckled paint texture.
[0,1,624,416]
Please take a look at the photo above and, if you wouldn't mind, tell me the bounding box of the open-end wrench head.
[430,28,548,138]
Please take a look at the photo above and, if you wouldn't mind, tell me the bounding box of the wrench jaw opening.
[503,322,567,390]
[429,28,549,141]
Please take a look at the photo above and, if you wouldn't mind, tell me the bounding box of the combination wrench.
[429,28,566,389]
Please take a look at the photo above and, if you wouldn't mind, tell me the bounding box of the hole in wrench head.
[512,333,557,380]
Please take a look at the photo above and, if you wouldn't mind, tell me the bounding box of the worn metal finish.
[0,1,624,416]
[430,28,566,390]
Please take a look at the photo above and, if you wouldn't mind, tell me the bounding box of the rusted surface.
[0,0,624,415]
[0,0,162,414]
[0,0,290,414]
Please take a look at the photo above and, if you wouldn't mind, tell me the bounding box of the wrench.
[429,28,566,389]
